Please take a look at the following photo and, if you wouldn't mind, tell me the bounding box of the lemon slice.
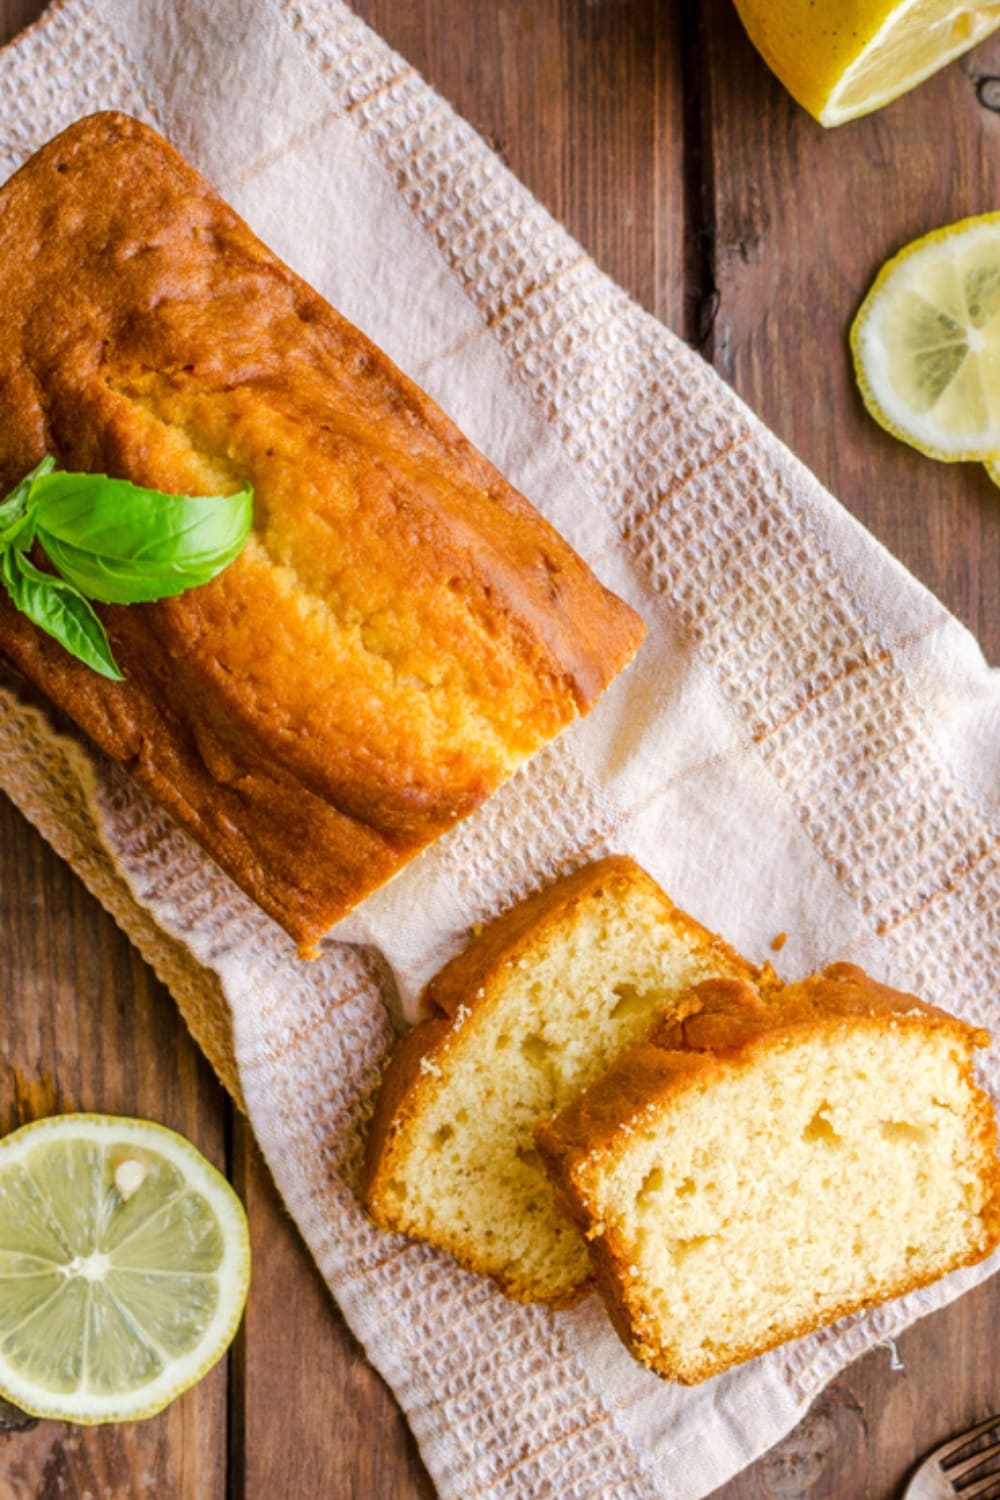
[733,0,1000,127]
[851,213,1000,461]
[0,1114,250,1424]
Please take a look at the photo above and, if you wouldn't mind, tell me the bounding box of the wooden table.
[2,1,998,1495]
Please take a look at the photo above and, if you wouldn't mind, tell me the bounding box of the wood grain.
[699,2,1000,1493]
[1,1,998,1497]
[230,1127,436,1500]
[699,0,1000,664]
[356,0,688,330]
[0,799,227,1498]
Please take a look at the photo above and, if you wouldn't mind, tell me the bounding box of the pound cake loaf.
[362,856,758,1303]
[0,114,643,953]
[536,963,1000,1383]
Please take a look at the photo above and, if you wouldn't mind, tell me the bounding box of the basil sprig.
[0,458,253,680]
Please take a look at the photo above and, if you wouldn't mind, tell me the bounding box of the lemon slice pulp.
[733,0,1000,127]
[0,1114,250,1424]
[851,213,1000,461]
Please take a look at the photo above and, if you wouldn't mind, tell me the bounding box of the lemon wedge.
[733,0,1000,126]
[0,1114,250,1424]
[851,213,1000,461]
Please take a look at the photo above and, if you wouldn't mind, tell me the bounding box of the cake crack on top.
[0,113,644,951]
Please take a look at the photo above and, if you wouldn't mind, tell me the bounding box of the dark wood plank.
[0,0,437,1492]
[0,0,40,41]
[356,0,688,332]
[0,10,228,1496]
[0,793,228,1498]
[699,0,1000,664]
[231,1123,436,1500]
[2,2,998,1498]
[700,3,1000,1496]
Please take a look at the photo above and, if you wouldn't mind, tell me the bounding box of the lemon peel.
[851,213,1000,462]
[0,1113,250,1424]
[733,0,1000,127]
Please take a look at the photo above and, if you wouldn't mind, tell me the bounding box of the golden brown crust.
[364,860,665,1213]
[535,1039,713,1167]
[0,113,644,952]
[363,860,667,1261]
[537,962,1000,1383]
[422,855,757,1019]
[360,1014,453,1215]
[362,855,757,1301]
[368,854,755,1189]
[603,1070,1000,1383]
[361,1014,591,1306]
[590,1204,1000,1384]
[538,963,992,1163]
[652,962,991,1056]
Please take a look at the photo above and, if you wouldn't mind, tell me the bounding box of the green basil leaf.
[30,473,253,604]
[0,548,124,681]
[0,460,250,680]
[0,510,35,551]
[0,494,26,534]
[0,457,54,540]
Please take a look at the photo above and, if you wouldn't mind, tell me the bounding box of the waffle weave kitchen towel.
[1,2,999,1496]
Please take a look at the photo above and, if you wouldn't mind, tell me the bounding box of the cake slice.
[361,856,758,1304]
[536,963,1000,1382]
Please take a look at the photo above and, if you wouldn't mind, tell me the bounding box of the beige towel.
[1,2,998,1496]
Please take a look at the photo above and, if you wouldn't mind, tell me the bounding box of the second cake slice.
[536,965,1000,1381]
[362,856,756,1303]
